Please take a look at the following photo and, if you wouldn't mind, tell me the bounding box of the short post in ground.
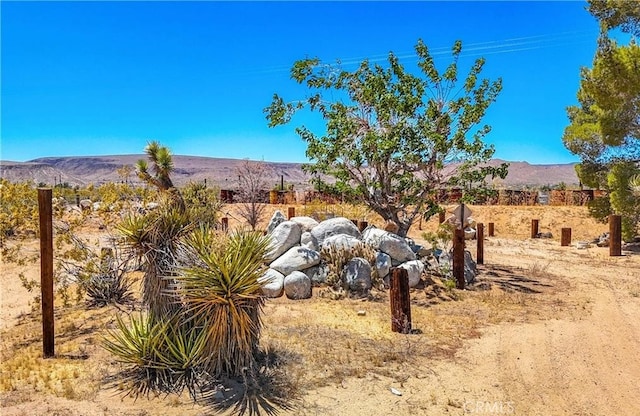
[389,267,412,334]
[488,222,494,237]
[609,215,622,256]
[531,219,539,239]
[476,223,484,265]
[561,228,572,247]
[287,206,295,220]
[453,228,465,289]
[38,188,55,358]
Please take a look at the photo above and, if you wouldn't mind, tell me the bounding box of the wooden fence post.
[358,220,368,232]
[390,268,411,334]
[38,188,55,358]
[221,217,229,233]
[531,219,539,239]
[488,222,494,237]
[287,206,295,220]
[609,215,622,256]
[561,228,572,247]
[453,228,465,289]
[476,223,484,265]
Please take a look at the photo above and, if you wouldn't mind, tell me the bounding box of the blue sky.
[2,1,601,164]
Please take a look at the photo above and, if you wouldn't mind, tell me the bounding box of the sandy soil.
[1,205,639,415]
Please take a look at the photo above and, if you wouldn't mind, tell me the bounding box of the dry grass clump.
[260,294,484,390]
[0,304,117,401]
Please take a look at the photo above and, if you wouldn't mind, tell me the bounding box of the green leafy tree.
[265,39,508,237]
[562,0,640,240]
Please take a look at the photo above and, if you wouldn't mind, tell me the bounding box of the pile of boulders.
[259,211,478,300]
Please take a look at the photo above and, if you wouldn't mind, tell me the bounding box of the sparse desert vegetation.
[1,177,639,415]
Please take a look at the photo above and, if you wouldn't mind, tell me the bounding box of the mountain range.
[0,155,580,190]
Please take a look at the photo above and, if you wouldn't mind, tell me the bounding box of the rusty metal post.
[438,211,446,224]
[287,206,295,220]
[390,268,411,334]
[488,222,495,237]
[609,215,622,256]
[476,223,484,265]
[531,219,539,239]
[38,188,55,358]
[561,228,572,247]
[453,228,465,289]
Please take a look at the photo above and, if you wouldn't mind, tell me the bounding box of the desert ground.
[1,204,639,415]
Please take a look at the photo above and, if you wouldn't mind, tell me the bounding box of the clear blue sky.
[2,1,601,164]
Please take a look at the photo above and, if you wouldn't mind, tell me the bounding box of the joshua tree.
[136,141,185,211]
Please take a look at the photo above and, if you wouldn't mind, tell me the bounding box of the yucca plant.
[177,228,270,378]
[118,205,194,317]
[103,312,209,399]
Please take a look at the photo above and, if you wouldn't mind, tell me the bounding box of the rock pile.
[259,211,479,299]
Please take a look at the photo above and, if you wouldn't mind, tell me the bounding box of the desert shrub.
[422,222,455,252]
[177,228,270,377]
[182,181,223,229]
[0,180,39,244]
[103,313,209,399]
[104,229,272,400]
[320,241,380,292]
[118,205,194,317]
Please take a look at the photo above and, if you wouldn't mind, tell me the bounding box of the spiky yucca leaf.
[103,312,209,398]
[177,230,270,377]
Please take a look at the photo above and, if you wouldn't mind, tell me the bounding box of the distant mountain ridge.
[0,155,580,189]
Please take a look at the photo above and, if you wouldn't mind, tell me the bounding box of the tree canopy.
[563,0,640,239]
[265,39,507,237]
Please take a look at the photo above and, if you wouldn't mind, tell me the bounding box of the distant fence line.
[220,188,606,207]
[41,179,604,207]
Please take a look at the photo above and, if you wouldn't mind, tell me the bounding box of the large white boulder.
[289,216,319,233]
[269,246,321,276]
[342,257,372,292]
[362,227,416,263]
[266,210,286,234]
[265,221,302,263]
[258,269,285,298]
[398,260,425,288]
[284,271,312,300]
[310,217,361,248]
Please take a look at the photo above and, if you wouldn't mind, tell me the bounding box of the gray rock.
[310,217,361,247]
[265,221,302,263]
[266,210,286,234]
[304,262,329,285]
[289,216,319,233]
[258,269,285,298]
[398,260,424,288]
[375,252,391,279]
[321,234,363,252]
[342,257,372,292]
[284,271,312,299]
[300,231,318,251]
[270,246,321,275]
[79,199,92,211]
[464,250,478,284]
[362,227,416,263]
